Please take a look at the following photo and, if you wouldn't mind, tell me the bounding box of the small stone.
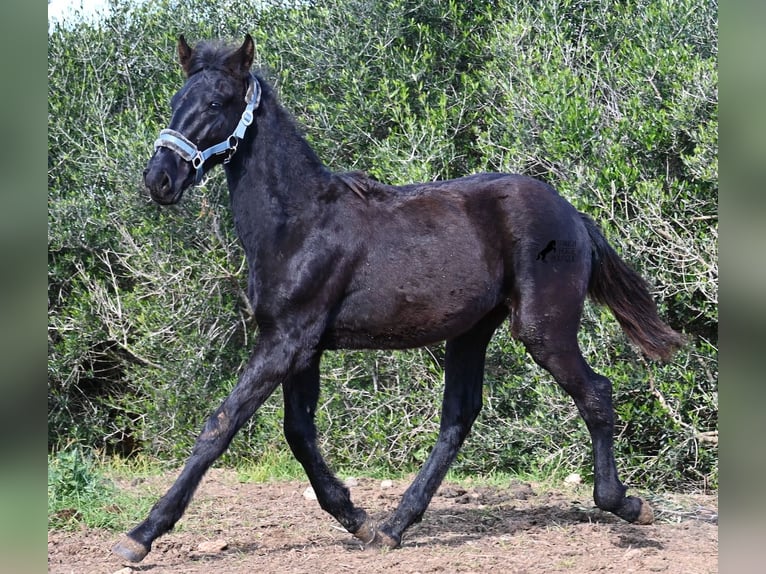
[564,473,582,484]
[196,539,228,553]
[380,479,394,489]
[303,485,317,500]
[439,486,467,498]
[344,477,359,487]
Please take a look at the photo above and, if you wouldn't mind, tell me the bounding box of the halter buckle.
[191,153,205,170]
[224,136,239,164]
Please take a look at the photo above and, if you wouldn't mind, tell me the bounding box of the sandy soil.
[48,468,717,573]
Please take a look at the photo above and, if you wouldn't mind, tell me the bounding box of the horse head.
[143,34,259,204]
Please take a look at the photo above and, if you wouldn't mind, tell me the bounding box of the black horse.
[114,35,683,562]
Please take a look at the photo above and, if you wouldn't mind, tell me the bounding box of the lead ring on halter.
[153,73,262,184]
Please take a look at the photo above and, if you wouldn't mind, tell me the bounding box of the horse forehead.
[171,71,236,107]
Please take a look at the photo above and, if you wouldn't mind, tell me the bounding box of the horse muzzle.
[143,148,193,205]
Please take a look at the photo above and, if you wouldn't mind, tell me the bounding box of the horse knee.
[283,403,318,455]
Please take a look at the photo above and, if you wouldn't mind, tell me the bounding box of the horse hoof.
[371,528,400,549]
[352,521,400,549]
[112,535,150,562]
[633,498,655,525]
[352,520,377,544]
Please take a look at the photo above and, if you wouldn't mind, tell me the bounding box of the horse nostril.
[145,167,172,193]
[160,172,171,193]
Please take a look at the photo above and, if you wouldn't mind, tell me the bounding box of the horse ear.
[177,35,193,76]
[226,33,255,75]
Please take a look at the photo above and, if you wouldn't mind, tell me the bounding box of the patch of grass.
[234,447,429,484]
[48,447,162,532]
[234,448,307,483]
[446,468,523,488]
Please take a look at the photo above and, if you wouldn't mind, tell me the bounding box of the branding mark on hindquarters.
[536,240,577,263]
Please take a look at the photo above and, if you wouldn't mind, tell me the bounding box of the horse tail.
[581,213,684,361]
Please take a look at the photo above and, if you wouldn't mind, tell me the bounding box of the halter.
[154,73,262,184]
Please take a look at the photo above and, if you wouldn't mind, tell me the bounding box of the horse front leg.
[281,355,373,540]
[111,337,304,563]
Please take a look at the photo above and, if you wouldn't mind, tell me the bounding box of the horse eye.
[209,101,222,110]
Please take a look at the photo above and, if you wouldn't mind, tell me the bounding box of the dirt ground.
[48,468,717,574]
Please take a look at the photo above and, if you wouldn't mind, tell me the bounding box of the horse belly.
[325,254,503,350]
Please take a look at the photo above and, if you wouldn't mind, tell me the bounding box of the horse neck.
[224,92,330,227]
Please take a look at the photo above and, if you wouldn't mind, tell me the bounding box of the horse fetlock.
[605,495,654,525]
[112,535,151,563]
[373,525,401,549]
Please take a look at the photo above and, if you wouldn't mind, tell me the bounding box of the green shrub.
[48,447,117,529]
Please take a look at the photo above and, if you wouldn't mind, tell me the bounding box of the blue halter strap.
[154,73,262,183]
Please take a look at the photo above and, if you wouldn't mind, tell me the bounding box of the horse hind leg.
[374,307,508,548]
[513,298,654,525]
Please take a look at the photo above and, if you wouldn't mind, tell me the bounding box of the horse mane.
[335,171,392,201]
